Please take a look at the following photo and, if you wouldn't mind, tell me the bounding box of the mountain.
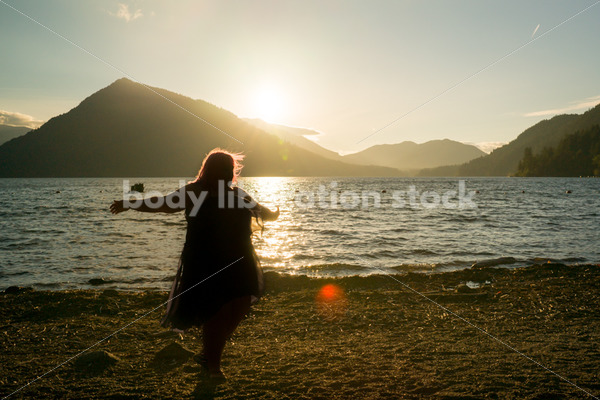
[243,119,342,161]
[0,79,399,177]
[420,103,600,176]
[0,125,30,145]
[243,120,486,172]
[341,139,486,171]
[515,125,600,176]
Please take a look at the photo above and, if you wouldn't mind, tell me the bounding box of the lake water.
[0,177,598,290]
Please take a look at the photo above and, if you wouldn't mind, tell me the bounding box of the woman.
[110,149,279,379]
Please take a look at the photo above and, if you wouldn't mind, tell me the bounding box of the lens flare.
[319,284,340,300]
[315,284,347,321]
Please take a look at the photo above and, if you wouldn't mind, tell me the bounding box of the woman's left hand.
[261,205,280,221]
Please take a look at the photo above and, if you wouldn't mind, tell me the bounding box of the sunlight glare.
[253,86,285,122]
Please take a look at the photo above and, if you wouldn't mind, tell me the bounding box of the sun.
[253,87,285,122]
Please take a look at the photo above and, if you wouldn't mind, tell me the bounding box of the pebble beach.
[2,263,599,399]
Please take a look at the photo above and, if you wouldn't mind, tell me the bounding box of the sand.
[1,263,599,399]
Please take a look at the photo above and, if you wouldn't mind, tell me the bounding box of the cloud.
[471,141,507,154]
[110,3,143,22]
[0,110,44,129]
[464,141,507,154]
[524,95,600,118]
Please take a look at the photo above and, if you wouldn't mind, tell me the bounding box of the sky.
[1,0,599,154]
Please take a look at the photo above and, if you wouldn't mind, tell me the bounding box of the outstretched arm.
[235,187,280,221]
[255,204,280,221]
[110,189,186,215]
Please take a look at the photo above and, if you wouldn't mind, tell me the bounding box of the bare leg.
[202,296,251,375]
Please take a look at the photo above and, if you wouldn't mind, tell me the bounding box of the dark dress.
[160,184,264,331]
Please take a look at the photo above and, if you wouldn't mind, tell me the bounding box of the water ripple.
[1,177,599,290]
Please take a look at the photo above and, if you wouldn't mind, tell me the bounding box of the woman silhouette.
[110,149,279,379]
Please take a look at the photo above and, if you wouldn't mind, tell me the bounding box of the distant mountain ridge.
[5,79,596,178]
[244,119,486,171]
[0,79,398,177]
[420,103,600,176]
[342,139,486,171]
[243,119,342,161]
[0,125,30,145]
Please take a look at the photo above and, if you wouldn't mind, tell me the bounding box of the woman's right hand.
[110,200,127,215]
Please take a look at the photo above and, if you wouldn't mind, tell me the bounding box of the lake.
[0,177,598,290]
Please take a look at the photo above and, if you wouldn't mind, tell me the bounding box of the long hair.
[190,148,244,187]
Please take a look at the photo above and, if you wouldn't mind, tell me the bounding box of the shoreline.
[2,263,599,399]
[5,259,600,293]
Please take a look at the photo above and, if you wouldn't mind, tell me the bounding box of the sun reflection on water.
[242,177,297,269]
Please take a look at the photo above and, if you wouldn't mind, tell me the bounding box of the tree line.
[515,125,600,177]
